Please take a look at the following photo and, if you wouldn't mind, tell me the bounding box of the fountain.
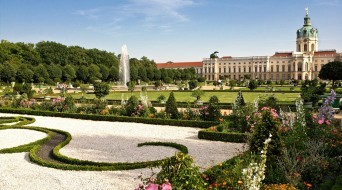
[119,44,130,86]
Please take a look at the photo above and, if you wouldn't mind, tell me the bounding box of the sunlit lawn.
[70,91,300,103]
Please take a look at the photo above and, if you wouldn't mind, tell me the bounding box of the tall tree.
[130,66,139,82]
[34,64,49,83]
[47,64,62,81]
[63,65,76,82]
[108,66,119,82]
[99,64,110,81]
[146,66,154,81]
[154,68,161,81]
[88,64,102,82]
[138,66,148,82]
[16,64,34,83]
[0,62,16,83]
[77,65,89,83]
[318,61,342,86]
[36,41,69,65]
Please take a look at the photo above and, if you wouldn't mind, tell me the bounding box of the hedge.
[0,116,19,124]
[198,130,247,143]
[0,116,189,171]
[0,125,52,153]
[0,108,217,128]
[138,142,188,154]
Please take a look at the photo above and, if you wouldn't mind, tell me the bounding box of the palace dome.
[296,13,318,39]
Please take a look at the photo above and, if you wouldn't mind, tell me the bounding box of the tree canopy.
[318,61,342,86]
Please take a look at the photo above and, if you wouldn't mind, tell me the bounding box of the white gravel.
[0,113,245,190]
[0,129,47,149]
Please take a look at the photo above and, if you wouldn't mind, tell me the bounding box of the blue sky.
[0,0,341,63]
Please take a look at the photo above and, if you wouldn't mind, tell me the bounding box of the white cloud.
[74,0,196,35]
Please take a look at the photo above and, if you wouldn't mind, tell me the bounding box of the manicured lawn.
[70,91,300,103]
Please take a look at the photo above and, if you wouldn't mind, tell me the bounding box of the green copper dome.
[297,11,318,39]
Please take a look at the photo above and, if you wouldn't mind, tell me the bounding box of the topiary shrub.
[234,91,246,107]
[165,91,179,119]
[248,80,258,91]
[125,96,139,116]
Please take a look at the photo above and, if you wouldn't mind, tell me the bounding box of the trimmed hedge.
[0,116,19,124]
[0,125,52,153]
[0,108,217,128]
[138,142,188,154]
[0,116,190,171]
[198,130,247,143]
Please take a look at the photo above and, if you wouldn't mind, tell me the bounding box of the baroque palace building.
[157,9,341,81]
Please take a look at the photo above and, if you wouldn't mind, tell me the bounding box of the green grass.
[69,91,300,103]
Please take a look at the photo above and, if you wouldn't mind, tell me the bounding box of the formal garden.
[1,41,342,189]
[1,77,342,189]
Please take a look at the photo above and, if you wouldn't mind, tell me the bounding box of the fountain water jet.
[119,44,130,86]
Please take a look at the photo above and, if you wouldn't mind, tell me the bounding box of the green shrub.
[0,108,216,128]
[249,107,284,183]
[156,152,206,190]
[165,91,179,119]
[200,95,221,121]
[125,96,139,116]
[198,129,247,143]
[248,80,258,91]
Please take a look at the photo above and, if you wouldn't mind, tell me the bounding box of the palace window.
[224,68,226,73]
[298,63,302,71]
[282,65,285,72]
[219,68,221,73]
[271,66,274,72]
[288,65,291,72]
[255,66,258,72]
[259,66,262,72]
[244,67,246,72]
[315,65,318,71]
[239,67,241,73]
[276,65,279,72]
[304,44,308,51]
[233,67,236,73]
[264,66,266,72]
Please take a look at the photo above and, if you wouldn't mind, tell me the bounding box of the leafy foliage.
[318,61,342,86]
[156,152,206,190]
[93,82,110,99]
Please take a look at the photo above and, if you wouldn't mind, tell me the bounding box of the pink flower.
[312,114,318,120]
[246,116,250,120]
[318,119,325,125]
[261,107,269,111]
[161,180,172,190]
[325,120,331,125]
[145,183,159,190]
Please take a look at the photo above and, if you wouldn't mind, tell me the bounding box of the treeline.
[0,40,198,85]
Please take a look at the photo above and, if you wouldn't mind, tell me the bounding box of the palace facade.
[157,9,341,81]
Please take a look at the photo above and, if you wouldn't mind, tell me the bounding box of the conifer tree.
[165,91,179,119]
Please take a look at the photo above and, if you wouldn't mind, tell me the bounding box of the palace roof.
[156,61,203,69]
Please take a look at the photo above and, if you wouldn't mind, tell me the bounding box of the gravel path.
[0,113,245,190]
